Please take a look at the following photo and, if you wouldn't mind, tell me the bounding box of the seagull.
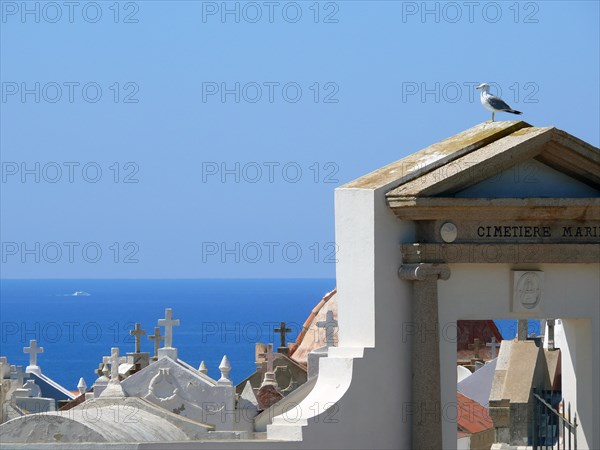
[476,83,522,122]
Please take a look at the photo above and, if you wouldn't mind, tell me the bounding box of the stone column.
[546,318,555,350]
[517,319,528,340]
[399,263,450,450]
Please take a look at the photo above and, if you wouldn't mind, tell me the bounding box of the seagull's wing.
[487,95,514,111]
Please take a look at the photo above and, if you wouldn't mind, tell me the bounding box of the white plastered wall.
[268,182,417,449]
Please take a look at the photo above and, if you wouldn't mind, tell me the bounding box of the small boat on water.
[71,291,91,297]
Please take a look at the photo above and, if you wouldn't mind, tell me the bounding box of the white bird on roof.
[476,83,523,122]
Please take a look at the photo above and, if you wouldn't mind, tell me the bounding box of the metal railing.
[533,389,577,450]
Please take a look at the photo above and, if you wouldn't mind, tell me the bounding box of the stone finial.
[158,308,180,348]
[24,339,44,373]
[316,310,338,347]
[102,363,110,378]
[198,360,208,375]
[217,355,232,386]
[130,323,146,353]
[77,377,87,395]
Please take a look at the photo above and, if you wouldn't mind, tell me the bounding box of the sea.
[0,279,540,390]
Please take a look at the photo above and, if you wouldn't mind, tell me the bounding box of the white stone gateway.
[1,122,598,450]
[318,121,599,450]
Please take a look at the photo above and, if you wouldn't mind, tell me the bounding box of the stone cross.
[258,344,283,374]
[468,338,483,359]
[109,348,121,382]
[24,340,44,368]
[274,322,292,350]
[486,337,501,359]
[316,310,338,347]
[148,327,164,358]
[130,323,146,353]
[258,344,284,388]
[158,308,180,348]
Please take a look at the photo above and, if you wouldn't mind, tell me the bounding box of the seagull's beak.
[475,85,482,90]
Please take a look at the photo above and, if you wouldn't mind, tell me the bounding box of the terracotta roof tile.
[456,392,493,435]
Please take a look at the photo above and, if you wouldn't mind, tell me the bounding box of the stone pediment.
[120,357,226,424]
[384,122,600,221]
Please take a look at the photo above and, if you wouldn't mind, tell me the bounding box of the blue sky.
[1,0,599,278]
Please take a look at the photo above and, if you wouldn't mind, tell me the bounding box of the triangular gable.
[455,159,599,198]
[121,357,216,398]
[385,123,600,221]
[120,357,235,429]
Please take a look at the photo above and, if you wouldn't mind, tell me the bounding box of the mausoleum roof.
[0,397,213,444]
[290,288,337,364]
[456,392,493,435]
[342,121,530,190]
[340,121,600,222]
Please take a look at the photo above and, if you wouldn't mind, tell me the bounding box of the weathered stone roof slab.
[342,121,530,190]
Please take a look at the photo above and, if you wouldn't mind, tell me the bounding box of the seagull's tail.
[507,109,523,115]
